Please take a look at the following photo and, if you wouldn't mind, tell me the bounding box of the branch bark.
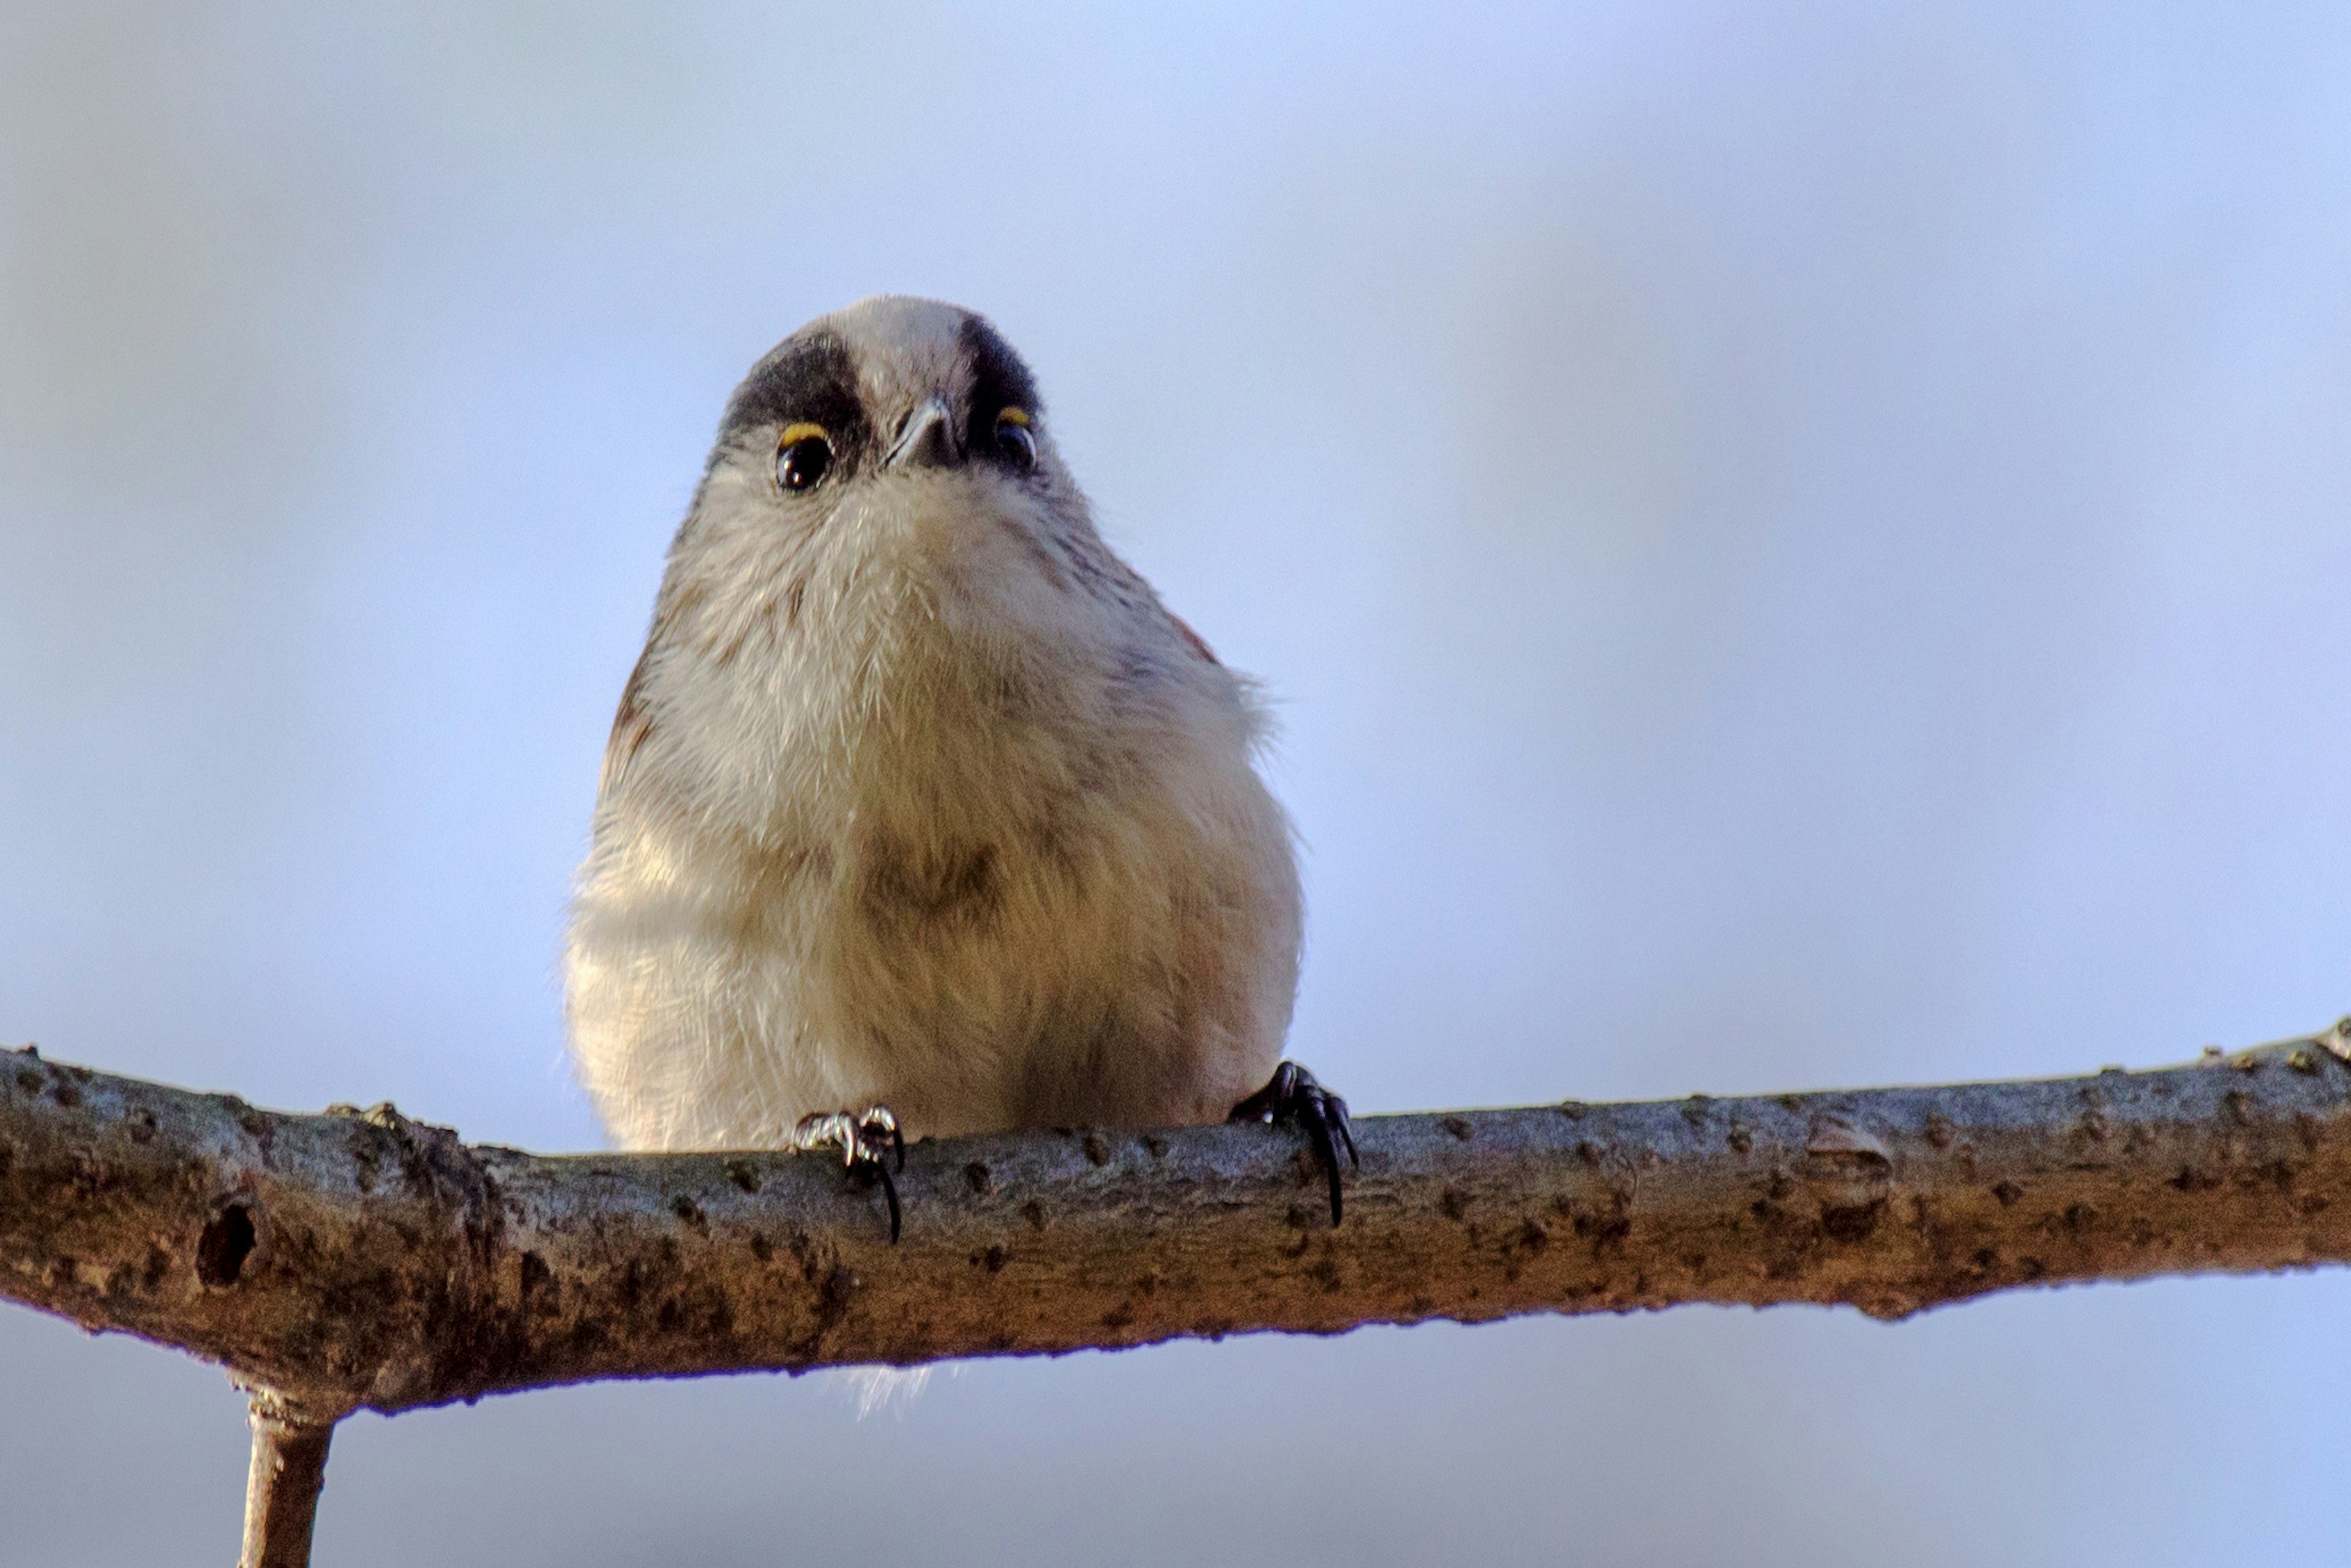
[239,1394,334,1568]
[6,1026,2351,1428]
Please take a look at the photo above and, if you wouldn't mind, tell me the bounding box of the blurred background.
[5,2,2350,1562]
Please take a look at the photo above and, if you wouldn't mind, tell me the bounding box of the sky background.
[6,2,2351,1562]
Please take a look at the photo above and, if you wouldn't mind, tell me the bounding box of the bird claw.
[1230,1061,1357,1226]
[793,1106,906,1242]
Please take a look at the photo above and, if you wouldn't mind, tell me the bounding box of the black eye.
[776,424,833,491]
[993,409,1036,472]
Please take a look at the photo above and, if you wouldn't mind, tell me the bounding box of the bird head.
[650,296,1111,667]
[721,295,1053,491]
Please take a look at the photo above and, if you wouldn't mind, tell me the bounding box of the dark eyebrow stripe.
[959,314,1041,418]
[959,313,1042,460]
[717,329,874,465]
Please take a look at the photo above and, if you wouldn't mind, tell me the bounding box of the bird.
[564,296,1353,1237]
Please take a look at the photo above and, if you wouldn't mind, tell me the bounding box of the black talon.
[1306,1112,1342,1225]
[872,1157,902,1244]
[1230,1060,1357,1226]
[1331,1103,1359,1169]
[867,1110,904,1237]
[793,1106,907,1243]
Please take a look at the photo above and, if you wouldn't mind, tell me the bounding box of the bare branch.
[238,1394,334,1568]
[5,1027,2351,1424]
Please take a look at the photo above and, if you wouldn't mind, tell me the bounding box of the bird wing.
[599,647,655,799]
[1168,612,1220,665]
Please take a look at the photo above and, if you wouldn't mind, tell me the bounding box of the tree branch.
[6,1027,2351,1427]
[238,1392,334,1568]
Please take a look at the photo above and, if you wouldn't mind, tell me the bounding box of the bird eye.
[776,422,833,491]
[993,407,1036,471]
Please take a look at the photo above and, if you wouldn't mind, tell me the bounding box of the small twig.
[239,1395,336,1568]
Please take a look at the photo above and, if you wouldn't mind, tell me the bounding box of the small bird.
[565,297,1352,1235]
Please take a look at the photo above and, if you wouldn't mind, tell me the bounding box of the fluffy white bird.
[565,297,1351,1232]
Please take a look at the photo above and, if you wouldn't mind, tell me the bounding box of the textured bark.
[4,1027,2351,1424]
[239,1396,334,1568]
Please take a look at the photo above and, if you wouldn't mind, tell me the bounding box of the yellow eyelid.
[778,422,830,446]
[995,407,1032,428]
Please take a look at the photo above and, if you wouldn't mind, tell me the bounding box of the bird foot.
[793,1106,907,1242]
[1230,1061,1358,1226]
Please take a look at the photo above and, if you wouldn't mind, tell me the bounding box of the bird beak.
[886,394,962,470]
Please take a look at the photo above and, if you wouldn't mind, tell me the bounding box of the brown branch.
[7,1026,2351,1428]
[238,1393,334,1568]
[13,1027,2351,1566]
